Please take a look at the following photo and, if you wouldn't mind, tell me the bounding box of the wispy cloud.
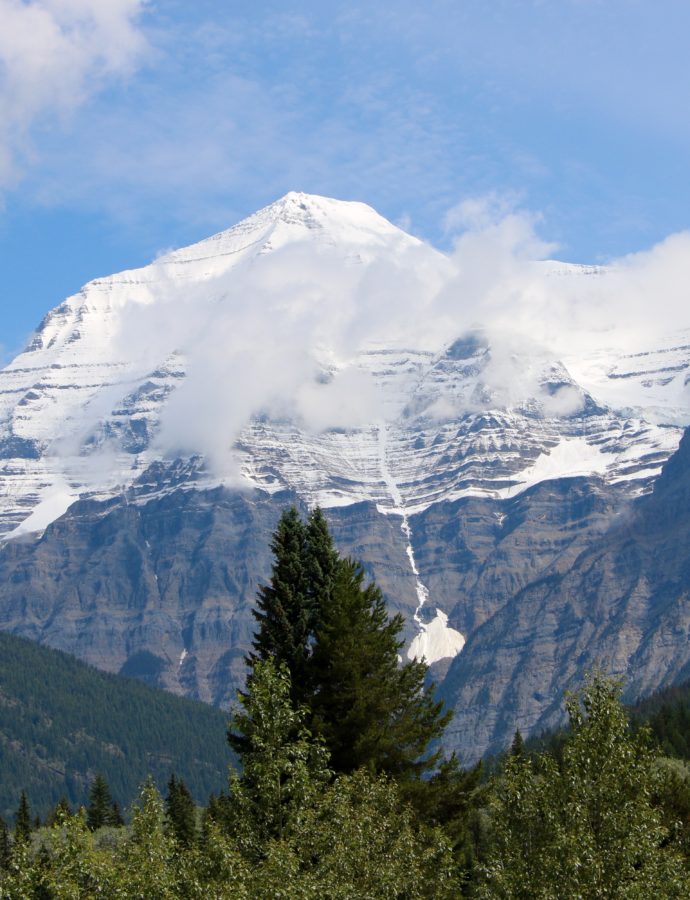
[61,195,690,478]
[0,0,147,188]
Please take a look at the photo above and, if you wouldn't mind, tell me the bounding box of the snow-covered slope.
[1,192,688,666]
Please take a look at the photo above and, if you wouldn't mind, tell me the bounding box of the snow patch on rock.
[408,610,466,665]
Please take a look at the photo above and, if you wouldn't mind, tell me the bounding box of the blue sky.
[1,0,690,360]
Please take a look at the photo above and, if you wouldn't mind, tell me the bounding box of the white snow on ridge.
[504,436,609,497]
[6,476,78,539]
[0,191,688,546]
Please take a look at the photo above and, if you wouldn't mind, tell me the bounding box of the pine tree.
[165,774,197,848]
[309,556,451,778]
[244,507,452,781]
[249,506,339,691]
[249,507,311,692]
[110,801,124,827]
[14,791,32,845]
[510,729,525,757]
[304,506,340,627]
[86,773,115,831]
[0,817,10,869]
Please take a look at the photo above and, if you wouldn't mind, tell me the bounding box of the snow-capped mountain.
[2,193,686,534]
[1,193,690,758]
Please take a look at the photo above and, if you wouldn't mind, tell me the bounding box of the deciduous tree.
[478,674,690,898]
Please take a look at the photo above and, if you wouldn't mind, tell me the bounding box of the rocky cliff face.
[1,436,687,763]
[439,427,690,760]
[0,480,422,708]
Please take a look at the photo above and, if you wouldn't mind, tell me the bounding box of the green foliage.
[509,730,524,758]
[227,658,330,856]
[403,753,486,878]
[303,506,340,628]
[650,756,690,859]
[281,768,458,899]
[477,674,690,898]
[0,630,230,821]
[0,819,10,871]
[165,775,197,849]
[634,678,690,759]
[248,507,452,781]
[86,774,120,831]
[14,792,32,845]
[45,797,72,828]
[309,557,451,778]
[250,506,312,697]
[117,780,179,899]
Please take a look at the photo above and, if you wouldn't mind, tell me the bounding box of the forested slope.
[0,631,231,820]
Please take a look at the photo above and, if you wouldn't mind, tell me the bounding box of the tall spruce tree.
[243,506,452,781]
[14,791,32,844]
[86,773,115,831]
[309,557,451,777]
[250,507,310,694]
[304,506,340,625]
[510,729,525,758]
[165,774,197,848]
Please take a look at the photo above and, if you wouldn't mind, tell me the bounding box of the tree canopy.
[478,674,690,898]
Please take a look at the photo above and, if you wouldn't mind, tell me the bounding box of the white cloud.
[28,193,690,480]
[0,0,147,187]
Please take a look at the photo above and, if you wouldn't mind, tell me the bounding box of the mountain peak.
[246,190,411,243]
[157,191,419,269]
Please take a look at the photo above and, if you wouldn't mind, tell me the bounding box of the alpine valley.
[1,192,690,760]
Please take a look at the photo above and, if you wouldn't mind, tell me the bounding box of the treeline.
[0,631,230,820]
[2,507,690,897]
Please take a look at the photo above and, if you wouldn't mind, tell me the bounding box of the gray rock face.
[0,484,422,709]
[439,428,690,760]
[4,432,687,765]
[0,487,285,707]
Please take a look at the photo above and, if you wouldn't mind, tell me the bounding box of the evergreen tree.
[14,791,32,844]
[86,773,115,831]
[0,817,10,870]
[510,728,525,758]
[309,556,451,778]
[110,801,124,827]
[201,790,232,838]
[249,507,311,696]
[244,506,452,781]
[248,507,339,703]
[165,774,197,848]
[403,753,486,870]
[304,505,340,628]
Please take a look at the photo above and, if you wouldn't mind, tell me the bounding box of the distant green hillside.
[0,631,233,821]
